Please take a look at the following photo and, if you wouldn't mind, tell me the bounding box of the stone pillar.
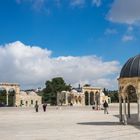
[56,92,60,105]
[15,94,20,107]
[123,98,127,125]
[119,95,122,122]
[137,96,140,122]
[6,92,8,106]
[65,92,68,105]
[127,98,130,118]
[95,93,98,110]
[88,93,90,106]
[94,93,95,104]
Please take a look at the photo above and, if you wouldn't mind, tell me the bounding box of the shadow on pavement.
[77,121,121,126]
[114,114,140,129]
[78,114,140,130]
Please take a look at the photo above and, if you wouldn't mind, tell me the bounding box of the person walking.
[42,103,47,112]
[35,102,39,112]
[103,100,109,114]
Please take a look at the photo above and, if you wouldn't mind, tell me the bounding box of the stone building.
[0,83,42,107]
[57,89,85,106]
[17,91,42,107]
[83,86,110,106]
[118,54,140,124]
[57,86,110,107]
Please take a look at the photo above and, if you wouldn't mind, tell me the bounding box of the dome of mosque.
[120,54,140,78]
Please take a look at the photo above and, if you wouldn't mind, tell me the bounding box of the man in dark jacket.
[103,100,109,114]
[35,103,39,112]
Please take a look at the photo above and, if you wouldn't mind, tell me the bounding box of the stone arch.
[84,91,89,105]
[8,88,16,106]
[95,91,100,104]
[74,96,78,103]
[95,91,100,110]
[78,96,82,103]
[90,91,94,105]
[0,87,7,106]
[82,86,103,106]
[0,83,20,106]
[118,78,140,124]
[125,85,137,101]
[122,83,137,95]
[124,85,137,119]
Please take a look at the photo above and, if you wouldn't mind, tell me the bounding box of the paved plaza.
[0,104,140,140]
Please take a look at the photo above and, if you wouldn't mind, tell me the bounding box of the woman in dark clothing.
[42,103,47,112]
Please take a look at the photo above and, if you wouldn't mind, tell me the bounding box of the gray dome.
[120,54,140,78]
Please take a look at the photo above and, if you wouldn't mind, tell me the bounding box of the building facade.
[57,86,110,107]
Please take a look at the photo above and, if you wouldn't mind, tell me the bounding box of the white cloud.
[16,0,46,11]
[122,35,134,42]
[107,0,140,25]
[92,0,102,7]
[127,26,133,32]
[0,41,120,89]
[94,78,117,89]
[70,0,85,7]
[16,0,86,11]
[104,28,117,35]
[16,0,103,10]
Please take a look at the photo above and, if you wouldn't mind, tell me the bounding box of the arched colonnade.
[118,78,140,124]
[82,87,101,109]
[0,83,20,106]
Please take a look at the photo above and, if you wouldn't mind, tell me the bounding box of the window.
[35,100,38,104]
[26,101,28,106]
[31,100,33,104]
[20,100,23,106]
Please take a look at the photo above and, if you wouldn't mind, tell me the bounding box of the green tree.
[108,90,119,103]
[103,88,108,96]
[83,84,91,87]
[43,77,71,105]
[102,88,119,103]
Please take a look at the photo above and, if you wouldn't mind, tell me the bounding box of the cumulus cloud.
[0,41,120,89]
[92,0,102,7]
[107,0,140,25]
[122,35,134,42]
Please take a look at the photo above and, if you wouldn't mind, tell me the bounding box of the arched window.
[85,91,89,105]
[20,100,23,106]
[31,100,33,104]
[26,101,28,106]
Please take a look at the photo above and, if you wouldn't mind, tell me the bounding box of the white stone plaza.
[0,103,140,140]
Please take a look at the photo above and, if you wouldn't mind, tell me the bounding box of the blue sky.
[0,0,139,89]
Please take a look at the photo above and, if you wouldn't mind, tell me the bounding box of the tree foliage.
[103,88,119,103]
[83,84,91,87]
[43,77,71,105]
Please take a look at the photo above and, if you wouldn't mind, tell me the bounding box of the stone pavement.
[0,103,140,140]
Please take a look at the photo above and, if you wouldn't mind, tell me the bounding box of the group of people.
[35,100,109,114]
[35,103,47,112]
